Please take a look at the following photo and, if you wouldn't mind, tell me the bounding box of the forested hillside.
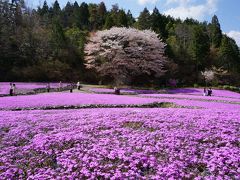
[0,0,239,86]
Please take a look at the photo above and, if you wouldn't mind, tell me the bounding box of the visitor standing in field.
[9,83,13,96]
[114,87,120,95]
[208,88,212,96]
[77,81,81,90]
[70,83,74,93]
[203,88,207,96]
[46,83,50,92]
[59,81,62,91]
[12,84,16,95]
[209,88,213,96]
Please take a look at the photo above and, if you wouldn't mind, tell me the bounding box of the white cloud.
[163,0,218,21]
[227,31,240,47]
[164,5,206,20]
[165,0,192,6]
[138,0,158,5]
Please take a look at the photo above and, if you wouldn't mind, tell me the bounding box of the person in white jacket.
[77,81,81,90]
[59,81,62,91]
[9,83,13,96]
[12,84,16,95]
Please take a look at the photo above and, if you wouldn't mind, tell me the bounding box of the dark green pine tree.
[218,35,240,72]
[72,1,79,27]
[62,2,74,27]
[97,2,107,29]
[0,1,18,80]
[175,23,191,49]
[117,9,128,27]
[52,0,61,17]
[38,0,49,16]
[137,8,151,30]
[209,15,222,48]
[151,7,160,33]
[73,1,79,9]
[150,7,169,39]
[79,2,90,30]
[104,14,114,29]
[105,4,119,28]
[111,4,119,13]
[51,18,66,55]
[88,3,98,30]
[184,18,199,25]
[14,1,23,26]
[126,10,135,27]
[189,25,210,81]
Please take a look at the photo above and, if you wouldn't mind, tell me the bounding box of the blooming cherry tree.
[201,70,215,84]
[85,27,168,85]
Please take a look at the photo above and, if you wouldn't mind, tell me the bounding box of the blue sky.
[27,0,240,46]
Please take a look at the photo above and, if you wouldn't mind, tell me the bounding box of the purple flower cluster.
[0,108,239,179]
[1,92,240,110]
[168,88,240,99]
[140,93,240,104]
[142,93,239,101]
[0,93,161,110]
[147,98,240,109]
[0,88,239,178]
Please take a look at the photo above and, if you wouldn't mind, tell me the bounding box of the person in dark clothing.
[208,88,212,96]
[9,83,13,96]
[46,83,50,93]
[114,87,120,95]
[70,83,73,93]
[59,81,62,91]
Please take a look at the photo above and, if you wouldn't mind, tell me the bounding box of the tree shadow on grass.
[168,88,201,94]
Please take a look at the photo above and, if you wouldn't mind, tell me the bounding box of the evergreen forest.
[0,0,239,86]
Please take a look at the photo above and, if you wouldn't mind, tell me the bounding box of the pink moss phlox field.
[168,88,240,99]
[1,92,240,110]
[0,108,239,179]
[140,94,240,103]
[0,82,68,95]
[147,98,240,109]
[0,93,161,110]
[139,88,240,109]
[0,88,240,179]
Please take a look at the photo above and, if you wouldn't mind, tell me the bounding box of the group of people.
[9,83,16,96]
[69,81,81,93]
[8,82,215,97]
[45,81,82,93]
[8,81,83,95]
[203,87,213,96]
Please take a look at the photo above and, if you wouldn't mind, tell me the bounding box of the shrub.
[193,83,199,88]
